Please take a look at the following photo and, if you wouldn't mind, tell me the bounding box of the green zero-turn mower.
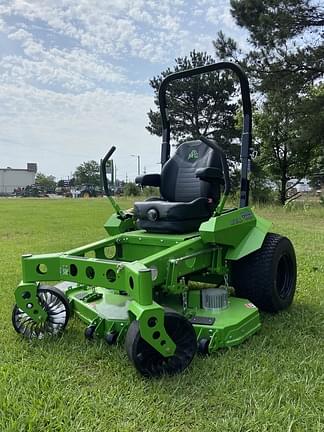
[12,62,297,377]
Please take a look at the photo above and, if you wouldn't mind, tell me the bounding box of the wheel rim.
[127,312,196,377]
[13,288,69,339]
[276,254,294,299]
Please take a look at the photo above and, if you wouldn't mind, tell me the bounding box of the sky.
[0,0,247,181]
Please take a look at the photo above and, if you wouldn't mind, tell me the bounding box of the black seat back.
[160,140,222,204]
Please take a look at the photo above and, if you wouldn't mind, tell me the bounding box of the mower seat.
[134,140,223,233]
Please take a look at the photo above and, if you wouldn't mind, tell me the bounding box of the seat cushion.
[133,140,223,234]
[134,197,212,233]
[160,140,222,204]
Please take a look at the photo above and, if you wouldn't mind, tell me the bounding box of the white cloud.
[8,28,30,41]
[0,13,8,32]
[0,0,231,63]
[0,83,160,179]
[206,2,235,28]
[1,29,126,91]
[0,0,247,180]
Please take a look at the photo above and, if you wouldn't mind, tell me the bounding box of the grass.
[0,198,323,432]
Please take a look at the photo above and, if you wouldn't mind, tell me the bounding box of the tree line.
[35,160,102,192]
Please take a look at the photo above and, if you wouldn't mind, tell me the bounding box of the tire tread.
[231,233,296,312]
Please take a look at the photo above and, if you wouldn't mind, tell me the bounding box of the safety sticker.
[244,303,256,308]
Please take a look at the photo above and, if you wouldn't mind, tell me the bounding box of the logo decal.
[188,149,199,161]
[60,265,69,276]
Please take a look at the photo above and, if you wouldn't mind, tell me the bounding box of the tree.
[214,1,323,93]
[74,160,100,187]
[35,173,56,192]
[231,0,323,43]
[256,83,324,204]
[299,84,324,188]
[254,87,322,204]
[213,0,324,204]
[230,0,324,91]
[146,50,240,163]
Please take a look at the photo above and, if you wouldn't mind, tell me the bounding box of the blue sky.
[0,0,247,181]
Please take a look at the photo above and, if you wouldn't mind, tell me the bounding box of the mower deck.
[55,281,261,354]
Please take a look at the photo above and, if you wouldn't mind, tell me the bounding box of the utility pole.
[130,154,141,176]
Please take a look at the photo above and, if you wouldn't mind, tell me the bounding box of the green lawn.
[0,198,323,432]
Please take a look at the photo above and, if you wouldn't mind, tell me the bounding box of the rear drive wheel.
[12,285,70,339]
[125,310,196,377]
[231,233,297,312]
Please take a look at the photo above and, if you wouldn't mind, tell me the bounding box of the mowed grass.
[0,198,323,432]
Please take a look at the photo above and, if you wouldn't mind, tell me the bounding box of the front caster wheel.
[125,310,197,377]
[197,338,210,355]
[84,325,96,340]
[105,331,118,345]
[12,285,70,339]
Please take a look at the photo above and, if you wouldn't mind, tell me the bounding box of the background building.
[0,163,37,194]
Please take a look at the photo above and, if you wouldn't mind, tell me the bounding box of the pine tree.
[146,50,240,163]
[213,0,324,203]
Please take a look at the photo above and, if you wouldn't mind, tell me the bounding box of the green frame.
[15,206,270,356]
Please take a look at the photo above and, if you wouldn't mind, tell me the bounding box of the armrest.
[135,174,161,187]
[196,167,223,182]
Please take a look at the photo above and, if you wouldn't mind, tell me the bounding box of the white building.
[0,163,37,194]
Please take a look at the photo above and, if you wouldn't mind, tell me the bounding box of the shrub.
[123,182,141,196]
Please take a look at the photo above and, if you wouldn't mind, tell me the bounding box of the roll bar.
[158,61,252,207]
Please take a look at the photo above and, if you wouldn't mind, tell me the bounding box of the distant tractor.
[79,185,102,198]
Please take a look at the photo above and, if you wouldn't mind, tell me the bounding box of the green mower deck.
[64,283,261,351]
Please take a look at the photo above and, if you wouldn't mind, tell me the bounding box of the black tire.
[231,233,297,312]
[125,310,197,377]
[197,338,210,355]
[105,331,118,345]
[12,285,70,339]
[84,325,96,340]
